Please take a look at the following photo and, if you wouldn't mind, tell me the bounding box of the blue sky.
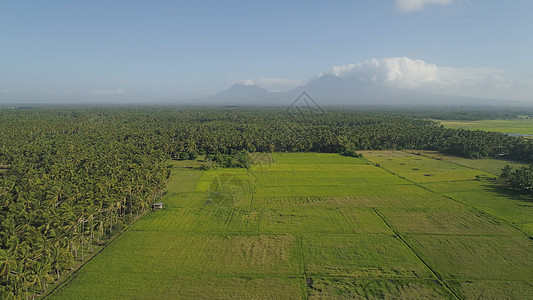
[1,0,532,103]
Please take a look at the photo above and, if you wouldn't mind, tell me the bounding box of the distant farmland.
[439,118,533,136]
[49,152,533,299]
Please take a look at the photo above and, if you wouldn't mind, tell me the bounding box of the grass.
[361,150,494,183]
[422,180,533,227]
[378,208,520,236]
[308,278,454,299]
[50,152,533,299]
[449,280,533,300]
[405,235,533,281]
[303,234,434,279]
[406,150,527,175]
[259,207,392,235]
[438,119,533,136]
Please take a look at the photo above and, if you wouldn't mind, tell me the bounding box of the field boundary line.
[368,155,533,239]
[225,208,236,232]
[437,193,533,239]
[299,235,309,300]
[403,150,521,176]
[255,209,264,235]
[250,175,255,209]
[372,208,462,300]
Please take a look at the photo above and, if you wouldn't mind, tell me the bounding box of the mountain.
[206,84,276,104]
[204,75,529,107]
[284,74,504,106]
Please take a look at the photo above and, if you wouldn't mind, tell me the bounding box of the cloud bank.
[395,0,452,12]
[325,57,528,101]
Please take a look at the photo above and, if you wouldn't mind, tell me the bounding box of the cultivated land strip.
[49,152,533,299]
[372,208,461,300]
[362,151,533,298]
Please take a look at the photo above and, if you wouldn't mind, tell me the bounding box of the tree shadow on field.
[480,182,533,205]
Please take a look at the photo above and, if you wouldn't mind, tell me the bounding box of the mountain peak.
[226,83,269,93]
[209,83,273,102]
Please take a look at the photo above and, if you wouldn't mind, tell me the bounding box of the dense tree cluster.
[1,107,532,298]
[500,165,533,194]
[206,151,252,169]
[0,110,169,298]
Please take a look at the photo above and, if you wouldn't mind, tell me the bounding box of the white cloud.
[395,0,452,12]
[327,57,441,87]
[324,57,531,101]
[236,78,305,92]
[91,89,124,96]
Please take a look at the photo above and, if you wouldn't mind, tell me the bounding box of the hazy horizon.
[2,1,533,104]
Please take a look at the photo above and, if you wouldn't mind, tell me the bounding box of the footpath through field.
[49,152,533,299]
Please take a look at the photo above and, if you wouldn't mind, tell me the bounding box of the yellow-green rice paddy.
[49,152,533,299]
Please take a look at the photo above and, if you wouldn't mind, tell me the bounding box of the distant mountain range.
[204,74,531,107]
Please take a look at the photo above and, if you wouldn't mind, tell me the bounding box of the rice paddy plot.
[405,235,533,281]
[408,150,528,175]
[195,168,251,192]
[258,163,372,172]
[423,181,533,225]
[303,234,434,279]
[378,208,521,236]
[52,254,302,300]
[307,278,454,299]
[166,170,204,193]
[259,207,391,235]
[253,190,464,210]
[448,280,533,300]
[226,209,262,234]
[196,169,252,207]
[361,151,493,183]
[254,183,456,202]
[158,191,209,208]
[71,231,301,277]
[51,152,533,299]
[252,169,407,187]
[53,276,303,300]
[271,152,321,164]
[132,207,233,233]
[438,119,533,136]
[252,165,395,177]
[268,152,368,165]
[522,223,533,236]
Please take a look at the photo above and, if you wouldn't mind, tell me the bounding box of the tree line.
[1,107,532,298]
[499,165,533,195]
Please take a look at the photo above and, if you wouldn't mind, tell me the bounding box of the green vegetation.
[48,152,533,299]
[0,110,169,298]
[440,118,533,135]
[1,107,533,299]
[500,164,533,194]
[406,150,527,175]
[206,150,252,169]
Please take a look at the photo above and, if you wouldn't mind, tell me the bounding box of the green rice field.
[49,152,533,299]
[439,119,533,136]
[405,150,527,175]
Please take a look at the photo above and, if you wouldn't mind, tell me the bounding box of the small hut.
[152,202,164,210]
